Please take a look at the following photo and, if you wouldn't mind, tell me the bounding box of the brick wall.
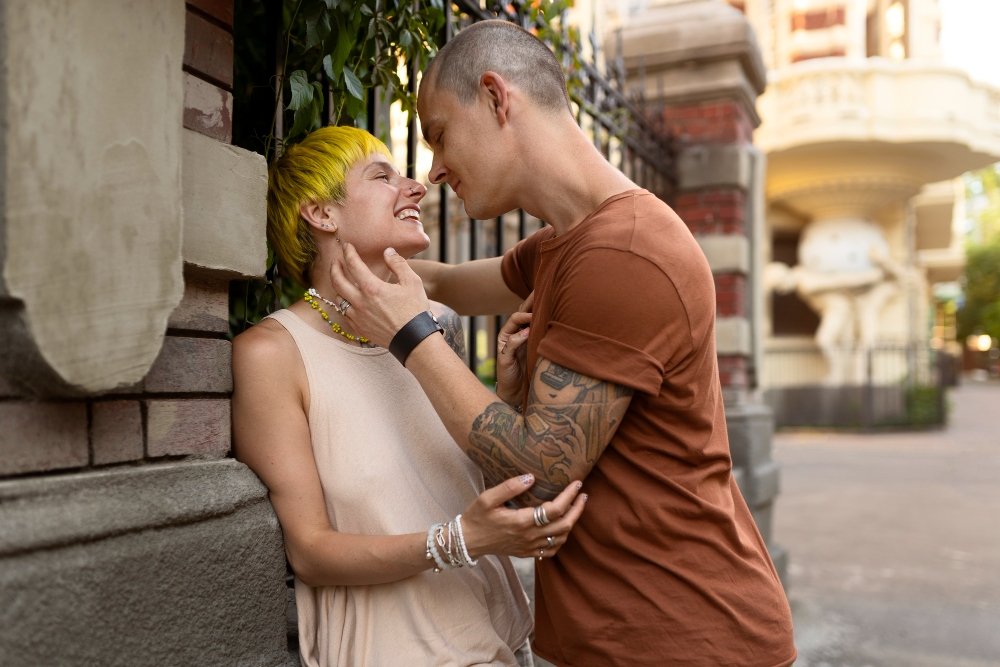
[668,98,758,393]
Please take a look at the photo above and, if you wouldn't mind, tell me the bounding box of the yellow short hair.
[267,126,392,287]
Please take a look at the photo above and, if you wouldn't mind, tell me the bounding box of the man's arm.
[332,245,631,504]
[466,357,633,502]
[405,335,632,504]
[410,257,523,315]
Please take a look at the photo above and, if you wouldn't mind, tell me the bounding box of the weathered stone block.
[144,337,232,394]
[0,402,88,476]
[0,0,185,396]
[0,461,290,666]
[91,400,144,465]
[749,500,774,543]
[726,402,775,471]
[182,129,268,278]
[183,73,233,143]
[146,399,230,458]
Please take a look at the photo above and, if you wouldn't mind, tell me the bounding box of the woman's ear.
[300,201,337,233]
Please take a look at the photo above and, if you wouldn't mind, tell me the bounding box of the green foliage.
[958,239,1000,341]
[229,0,582,336]
[905,384,946,427]
[957,164,1000,343]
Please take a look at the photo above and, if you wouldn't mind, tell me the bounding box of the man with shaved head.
[331,19,796,667]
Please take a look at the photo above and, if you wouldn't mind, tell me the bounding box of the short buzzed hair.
[424,19,571,113]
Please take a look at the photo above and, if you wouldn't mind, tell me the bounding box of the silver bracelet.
[455,514,478,566]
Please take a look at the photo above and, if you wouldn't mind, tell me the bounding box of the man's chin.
[462,200,510,221]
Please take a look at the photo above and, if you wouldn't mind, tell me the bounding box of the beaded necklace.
[303,290,371,345]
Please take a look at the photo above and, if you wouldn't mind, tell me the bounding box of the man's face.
[418,78,510,219]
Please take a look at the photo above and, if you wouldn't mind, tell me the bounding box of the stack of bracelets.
[425,514,479,572]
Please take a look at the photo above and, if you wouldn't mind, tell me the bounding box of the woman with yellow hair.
[232,126,585,666]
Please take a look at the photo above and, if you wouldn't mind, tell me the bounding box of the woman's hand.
[495,293,533,408]
[459,474,588,561]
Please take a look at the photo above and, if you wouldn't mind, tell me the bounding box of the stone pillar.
[618,0,788,579]
[0,1,286,664]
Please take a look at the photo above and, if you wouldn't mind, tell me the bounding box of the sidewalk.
[774,377,1000,666]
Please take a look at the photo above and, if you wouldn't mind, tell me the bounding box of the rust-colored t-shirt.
[501,190,796,667]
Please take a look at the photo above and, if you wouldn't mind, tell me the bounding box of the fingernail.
[582,494,589,503]
[575,481,583,490]
[385,247,397,256]
[520,474,534,485]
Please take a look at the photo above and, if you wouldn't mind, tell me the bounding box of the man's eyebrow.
[420,118,438,142]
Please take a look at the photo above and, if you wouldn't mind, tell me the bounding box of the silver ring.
[533,505,550,527]
[338,298,351,314]
[545,536,555,548]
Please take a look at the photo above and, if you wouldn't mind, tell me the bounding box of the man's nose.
[428,154,447,185]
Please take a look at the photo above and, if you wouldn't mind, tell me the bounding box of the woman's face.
[333,153,430,262]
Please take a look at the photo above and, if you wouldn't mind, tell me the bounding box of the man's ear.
[299,201,337,233]
[480,71,510,125]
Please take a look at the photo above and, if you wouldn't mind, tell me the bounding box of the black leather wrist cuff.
[389,311,444,366]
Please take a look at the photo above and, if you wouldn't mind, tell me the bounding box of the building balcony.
[757,57,1000,206]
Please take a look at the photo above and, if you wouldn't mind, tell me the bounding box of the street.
[775,378,1000,666]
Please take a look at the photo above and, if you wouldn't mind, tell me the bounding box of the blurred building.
[739,0,1000,389]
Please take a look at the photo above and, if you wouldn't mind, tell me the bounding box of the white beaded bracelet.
[426,523,449,572]
[455,514,478,566]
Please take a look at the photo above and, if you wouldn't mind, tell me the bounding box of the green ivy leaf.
[287,70,312,111]
[305,7,332,50]
[343,68,364,101]
[288,82,324,140]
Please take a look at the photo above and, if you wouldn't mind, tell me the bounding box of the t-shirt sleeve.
[500,228,552,299]
[537,248,693,395]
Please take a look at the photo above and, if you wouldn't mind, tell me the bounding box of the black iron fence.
[763,342,952,430]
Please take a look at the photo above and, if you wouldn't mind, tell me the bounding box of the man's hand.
[495,293,534,407]
[330,244,430,348]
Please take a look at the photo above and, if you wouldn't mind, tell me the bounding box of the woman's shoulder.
[233,314,299,372]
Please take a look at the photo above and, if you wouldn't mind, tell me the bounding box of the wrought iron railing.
[762,342,951,429]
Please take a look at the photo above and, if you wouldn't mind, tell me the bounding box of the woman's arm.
[232,320,585,588]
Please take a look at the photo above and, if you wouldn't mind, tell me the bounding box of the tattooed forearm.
[466,358,633,504]
[434,306,468,363]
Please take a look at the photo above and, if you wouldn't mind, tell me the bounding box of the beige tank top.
[267,310,531,667]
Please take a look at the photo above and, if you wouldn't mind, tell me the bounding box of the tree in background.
[958,164,1000,344]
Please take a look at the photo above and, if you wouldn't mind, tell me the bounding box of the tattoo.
[468,359,633,504]
[540,364,572,390]
[434,305,467,363]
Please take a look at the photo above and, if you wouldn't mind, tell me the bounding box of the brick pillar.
[618,0,788,581]
[0,2,284,664]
